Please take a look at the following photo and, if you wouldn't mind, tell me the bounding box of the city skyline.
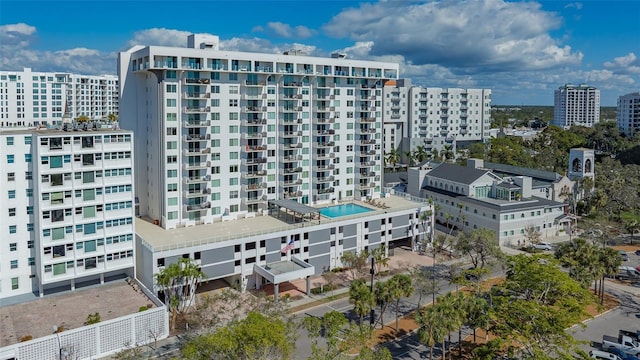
[1,0,639,106]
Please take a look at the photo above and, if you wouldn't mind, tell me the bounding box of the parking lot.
[569,247,640,355]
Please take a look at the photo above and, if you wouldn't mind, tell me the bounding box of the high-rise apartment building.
[553,84,600,129]
[118,34,399,229]
[0,126,135,301]
[617,92,640,137]
[0,68,119,128]
[382,80,492,156]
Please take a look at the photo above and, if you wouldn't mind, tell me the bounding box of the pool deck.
[137,195,428,252]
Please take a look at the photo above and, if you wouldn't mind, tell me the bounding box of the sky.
[1,0,639,105]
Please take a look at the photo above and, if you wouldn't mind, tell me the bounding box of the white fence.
[0,303,168,360]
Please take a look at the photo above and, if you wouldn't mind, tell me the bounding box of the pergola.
[268,199,321,224]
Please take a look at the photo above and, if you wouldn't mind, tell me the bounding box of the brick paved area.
[0,280,153,347]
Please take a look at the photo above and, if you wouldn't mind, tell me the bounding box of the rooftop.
[137,195,427,252]
[423,185,564,212]
[426,163,490,185]
[0,124,128,136]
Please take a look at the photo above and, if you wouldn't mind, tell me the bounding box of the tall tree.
[374,280,394,330]
[388,274,414,332]
[384,149,401,170]
[452,228,502,269]
[349,279,375,326]
[155,258,204,330]
[181,311,295,360]
[341,250,369,281]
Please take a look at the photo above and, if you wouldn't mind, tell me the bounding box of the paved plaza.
[0,280,153,347]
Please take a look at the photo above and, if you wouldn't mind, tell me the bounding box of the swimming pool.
[319,203,373,218]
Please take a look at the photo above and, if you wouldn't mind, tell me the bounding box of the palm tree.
[625,220,639,244]
[416,305,447,360]
[349,279,375,326]
[385,149,401,170]
[598,247,623,304]
[155,258,205,330]
[442,145,455,163]
[404,150,414,167]
[434,293,464,360]
[389,274,414,332]
[106,113,118,122]
[374,280,394,329]
[414,145,428,164]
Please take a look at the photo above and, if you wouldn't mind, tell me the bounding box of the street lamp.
[369,257,375,327]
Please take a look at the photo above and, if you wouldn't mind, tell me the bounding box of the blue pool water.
[319,203,373,218]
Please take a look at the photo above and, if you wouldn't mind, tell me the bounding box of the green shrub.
[138,306,148,312]
[84,312,101,325]
[310,284,337,295]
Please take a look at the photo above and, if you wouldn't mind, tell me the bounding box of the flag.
[281,238,295,253]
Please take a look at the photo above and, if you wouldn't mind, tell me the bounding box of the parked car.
[532,242,553,251]
[590,350,622,360]
[602,334,640,357]
[604,347,639,360]
[619,250,629,261]
[614,266,640,280]
[635,249,640,256]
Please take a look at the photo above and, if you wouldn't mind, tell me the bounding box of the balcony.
[282,154,302,162]
[245,145,268,152]
[184,78,211,85]
[317,176,334,183]
[245,195,268,204]
[316,141,335,148]
[315,163,335,171]
[244,80,266,87]
[287,143,303,149]
[283,191,303,199]
[316,118,335,124]
[246,170,267,178]
[282,131,303,138]
[460,129,469,135]
[184,174,210,184]
[359,171,376,178]
[245,119,267,125]
[313,129,335,136]
[183,92,210,99]
[184,134,210,141]
[183,147,210,156]
[183,161,210,170]
[360,117,376,123]
[358,182,376,189]
[244,106,267,113]
[359,161,376,167]
[317,187,335,195]
[281,106,303,112]
[242,157,267,165]
[245,183,267,191]
[283,82,303,87]
[316,152,334,159]
[283,178,303,186]
[284,167,303,174]
[185,188,211,198]
[186,202,211,211]
[242,132,267,139]
[184,106,211,114]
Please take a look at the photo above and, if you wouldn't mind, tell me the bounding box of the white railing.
[0,283,168,360]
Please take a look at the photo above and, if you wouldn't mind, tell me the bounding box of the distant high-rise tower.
[617,92,640,137]
[553,84,600,129]
[0,68,119,128]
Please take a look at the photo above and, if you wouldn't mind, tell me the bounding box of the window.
[11,277,18,290]
[8,190,16,199]
[9,243,17,251]
[9,208,16,216]
[24,154,32,162]
[7,172,15,181]
[6,136,14,145]
[50,155,63,168]
[10,260,18,269]
[7,155,14,164]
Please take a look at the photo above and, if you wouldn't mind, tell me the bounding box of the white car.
[532,242,553,251]
[589,350,622,360]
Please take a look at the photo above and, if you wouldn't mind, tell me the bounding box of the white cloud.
[323,0,583,72]
[256,22,315,39]
[127,28,194,48]
[564,2,583,10]
[603,53,640,75]
[0,23,115,75]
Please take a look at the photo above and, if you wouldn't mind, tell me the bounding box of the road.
[293,263,501,360]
